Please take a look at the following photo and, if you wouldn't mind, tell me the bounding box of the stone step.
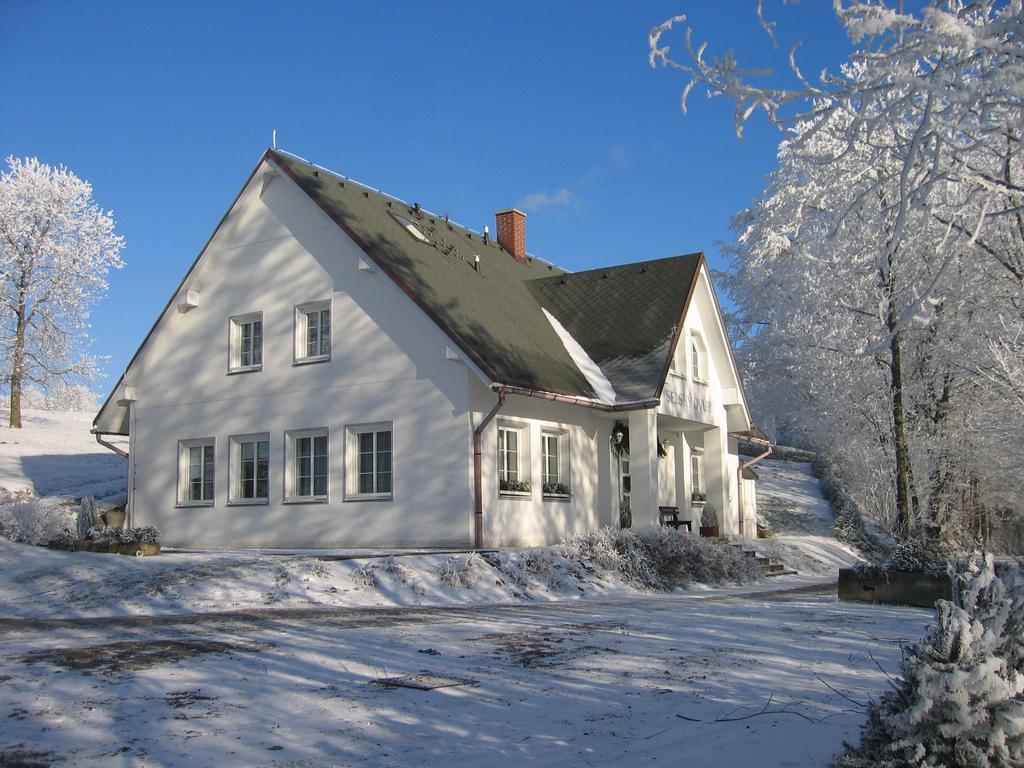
[724,540,797,577]
[764,568,800,578]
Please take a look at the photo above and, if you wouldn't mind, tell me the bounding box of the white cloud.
[517,187,574,211]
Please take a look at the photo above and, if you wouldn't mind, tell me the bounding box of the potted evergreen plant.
[699,504,719,538]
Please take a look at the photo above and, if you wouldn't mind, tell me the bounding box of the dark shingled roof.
[528,256,701,402]
[271,150,701,403]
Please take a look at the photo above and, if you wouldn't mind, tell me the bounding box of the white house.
[94,149,769,549]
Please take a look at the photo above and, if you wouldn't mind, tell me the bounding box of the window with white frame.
[346,423,393,499]
[229,313,263,372]
[178,438,215,505]
[541,430,571,496]
[691,450,705,502]
[498,422,530,494]
[295,300,331,363]
[229,434,269,503]
[285,428,328,501]
[690,332,706,383]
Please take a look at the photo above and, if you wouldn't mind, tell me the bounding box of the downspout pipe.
[94,431,128,459]
[737,441,773,537]
[473,388,507,549]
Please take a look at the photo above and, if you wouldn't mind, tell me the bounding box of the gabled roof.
[270,150,701,404]
[95,148,719,433]
[528,256,701,402]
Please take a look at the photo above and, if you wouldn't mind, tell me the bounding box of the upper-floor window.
[295,301,331,364]
[691,332,707,383]
[178,437,215,506]
[229,313,263,373]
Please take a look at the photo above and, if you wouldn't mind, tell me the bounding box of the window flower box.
[499,479,531,496]
[542,481,572,499]
[691,491,707,504]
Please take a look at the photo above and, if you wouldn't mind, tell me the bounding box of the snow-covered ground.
[750,457,864,576]
[0,589,931,767]
[0,409,126,502]
[0,412,928,767]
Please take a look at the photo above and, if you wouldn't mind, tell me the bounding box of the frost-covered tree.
[650,2,1024,546]
[834,556,1024,767]
[0,156,124,428]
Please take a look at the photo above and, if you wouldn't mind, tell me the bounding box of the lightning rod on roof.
[272,129,277,149]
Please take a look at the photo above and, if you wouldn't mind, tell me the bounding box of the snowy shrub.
[76,496,97,541]
[0,490,75,545]
[433,554,486,588]
[86,526,160,546]
[814,454,891,562]
[379,556,426,594]
[700,505,718,528]
[46,531,77,550]
[885,539,952,577]
[855,537,956,579]
[833,555,1024,768]
[480,550,530,591]
[350,564,379,588]
[562,527,624,574]
[561,527,760,590]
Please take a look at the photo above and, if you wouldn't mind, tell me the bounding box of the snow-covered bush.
[855,536,957,580]
[86,525,160,545]
[76,496,97,541]
[46,531,76,550]
[815,454,892,562]
[561,527,760,590]
[433,553,487,588]
[350,563,379,588]
[833,555,1024,767]
[885,539,952,577]
[0,490,75,545]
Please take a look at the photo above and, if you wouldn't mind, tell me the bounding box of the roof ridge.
[270,149,565,270]
[528,252,703,285]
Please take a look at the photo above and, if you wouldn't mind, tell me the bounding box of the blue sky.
[2,1,851,390]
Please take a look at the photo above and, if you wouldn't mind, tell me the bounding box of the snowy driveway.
[0,586,931,768]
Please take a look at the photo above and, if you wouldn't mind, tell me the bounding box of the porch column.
[628,408,659,528]
[673,431,688,528]
[704,426,733,535]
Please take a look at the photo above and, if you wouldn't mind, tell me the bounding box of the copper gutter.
[473,388,508,549]
[94,432,128,458]
[494,384,659,413]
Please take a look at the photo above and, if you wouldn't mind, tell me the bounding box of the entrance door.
[619,457,631,528]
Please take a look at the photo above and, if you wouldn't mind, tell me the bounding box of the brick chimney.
[495,208,527,263]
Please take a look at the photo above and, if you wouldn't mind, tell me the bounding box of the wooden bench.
[659,506,692,532]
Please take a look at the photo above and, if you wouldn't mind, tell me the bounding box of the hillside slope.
[0,409,126,502]
[750,455,863,574]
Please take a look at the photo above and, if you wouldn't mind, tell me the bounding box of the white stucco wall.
[122,164,477,548]
[109,162,755,548]
[656,268,753,537]
[470,382,616,547]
